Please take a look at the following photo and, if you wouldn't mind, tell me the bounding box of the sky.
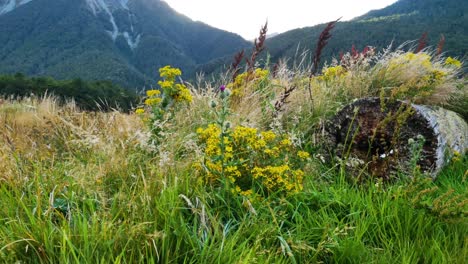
[163,0,399,40]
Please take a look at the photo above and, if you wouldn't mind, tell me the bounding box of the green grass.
[0,141,466,263]
[1,48,467,263]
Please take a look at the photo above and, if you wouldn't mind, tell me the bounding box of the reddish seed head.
[363,46,370,55]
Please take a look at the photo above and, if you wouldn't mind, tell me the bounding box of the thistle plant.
[215,85,231,179]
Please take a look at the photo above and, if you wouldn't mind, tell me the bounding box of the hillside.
[250,0,467,69]
[0,0,250,88]
[2,0,465,87]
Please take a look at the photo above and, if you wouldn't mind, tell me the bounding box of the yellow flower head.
[297,151,310,160]
[158,80,173,89]
[174,84,193,103]
[261,131,276,142]
[144,98,162,106]
[229,68,269,99]
[280,138,292,147]
[320,65,346,81]
[445,57,462,68]
[135,108,145,114]
[146,89,161,97]
[159,65,182,80]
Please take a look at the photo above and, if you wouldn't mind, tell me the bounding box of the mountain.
[263,0,467,67]
[0,0,250,88]
[0,0,33,15]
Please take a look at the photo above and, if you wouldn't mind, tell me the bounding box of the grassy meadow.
[1,40,467,263]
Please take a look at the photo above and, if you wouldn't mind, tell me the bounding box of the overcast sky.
[163,0,398,40]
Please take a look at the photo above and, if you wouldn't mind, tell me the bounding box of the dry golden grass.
[0,96,145,190]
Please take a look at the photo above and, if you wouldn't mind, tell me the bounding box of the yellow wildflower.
[240,189,254,197]
[226,166,241,178]
[228,68,269,99]
[261,131,276,142]
[158,80,173,89]
[233,126,258,144]
[445,57,462,68]
[225,145,233,152]
[196,123,306,196]
[429,70,446,83]
[280,138,292,147]
[146,89,161,97]
[174,84,193,103]
[405,52,416,60]
[252,139,266,150]
[159,65,182,80]
[144,98,162,106]
[135,108,145,114]
[320,65,346,81]
[297,151,310,160]
[264,147,280,158]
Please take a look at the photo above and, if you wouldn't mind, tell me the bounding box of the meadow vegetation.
[0,26,467,263]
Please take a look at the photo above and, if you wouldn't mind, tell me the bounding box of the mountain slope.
[265,0,467,66]
[0,0,250,88]
[0,0,33,15]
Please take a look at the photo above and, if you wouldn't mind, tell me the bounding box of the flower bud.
[210,100,218,108]
[220,91,227,99]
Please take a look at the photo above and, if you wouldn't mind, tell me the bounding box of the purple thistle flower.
[220,85,226,92]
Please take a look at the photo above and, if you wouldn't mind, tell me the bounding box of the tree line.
[0,73,139,112]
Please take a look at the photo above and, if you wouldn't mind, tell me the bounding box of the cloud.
[163,0,398,39]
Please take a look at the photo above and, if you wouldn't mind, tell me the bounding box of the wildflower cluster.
[317,65,347,82]
[136,66,192,114]
[309,47,376,99]
[227,68,269,100]
[136,65,192,147]
[444,57,462,69]
[144,89,162,106]
[196,124,308,197]
[379,52,450,101]
[158,65,193,105]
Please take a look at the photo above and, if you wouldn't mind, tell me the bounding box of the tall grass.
[0,44,466,263]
